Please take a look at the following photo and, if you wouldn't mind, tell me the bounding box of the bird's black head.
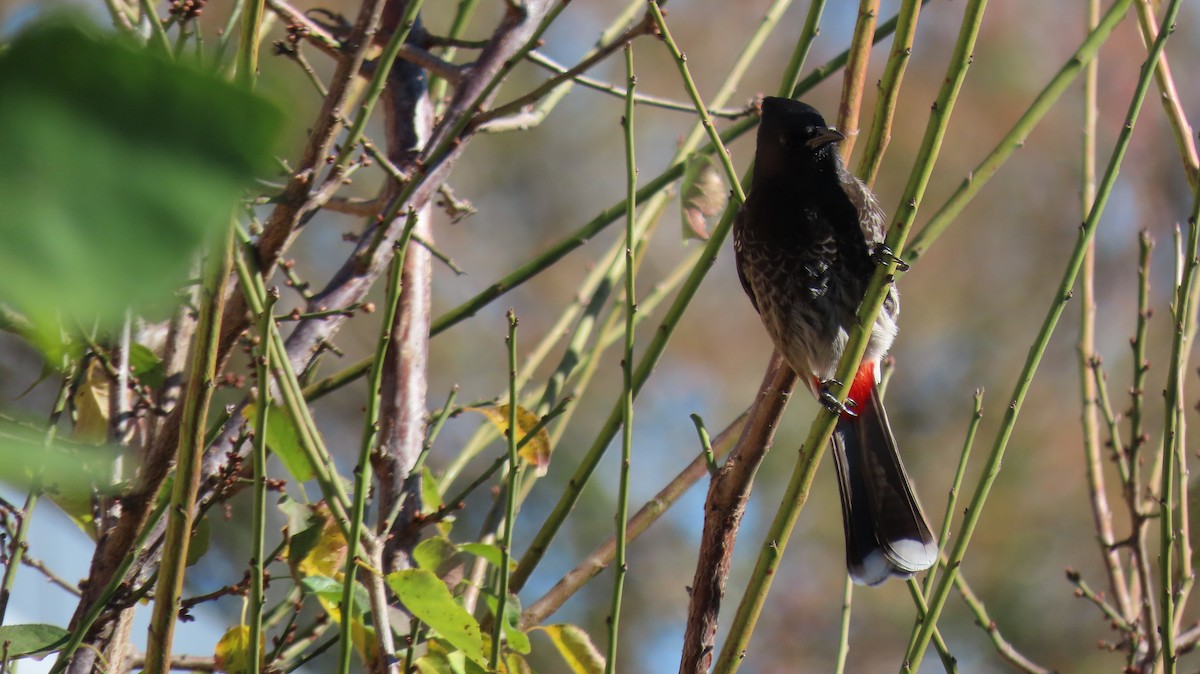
[754,97,845,181]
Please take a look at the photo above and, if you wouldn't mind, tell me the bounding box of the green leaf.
[0,20,281,355]
[482,593,531,655]
[299,575,369,618]
[386,569,484,665]
[460,542,514,572]
[277,494,312,536]
[245,405,315,482]
[413,536,461,575]
[0,624,69,658]
[186,516,211,566]
[534,624,605,674]
[127,343,166,389]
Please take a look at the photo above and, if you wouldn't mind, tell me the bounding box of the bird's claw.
[871,244,910,272]
[818,380,857,417]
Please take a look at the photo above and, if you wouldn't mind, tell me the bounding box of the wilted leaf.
[350,617,380,669]
[288,504,346,580]
[0,21,282,356]
[0,624,69,659]
[534,624,605,674]
[466,404,553,476]
[386,569,484,665]
[503,653,533,674]
[423,640,490,674]
[680,153,728,240]
[71,359,110,444]
[214,625,262,674]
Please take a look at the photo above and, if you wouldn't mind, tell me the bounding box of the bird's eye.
[778,134,789,148]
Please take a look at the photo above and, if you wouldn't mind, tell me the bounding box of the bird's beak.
[805,127,846,150]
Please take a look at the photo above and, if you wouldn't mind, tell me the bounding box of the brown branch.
[678,354,797,674]
[373,0,435,578]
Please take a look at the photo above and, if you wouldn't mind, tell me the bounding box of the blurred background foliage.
[1,0,1198,672]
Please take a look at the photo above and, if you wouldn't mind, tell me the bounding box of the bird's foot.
[818,380,857,417]
[871,244,910,272]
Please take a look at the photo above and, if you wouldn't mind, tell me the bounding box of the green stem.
[249,290,276,674]
[144,221,235,674]
[236,0,264,86]
[429,0,481,110]
[605,42,637,674]
[906,2,1176,669]
[1159,2,1193,665]
[490,311,521,668]
[832,575,852,674]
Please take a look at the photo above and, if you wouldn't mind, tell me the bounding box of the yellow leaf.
[290,504,347,581]
[350,618,380,670]
[533,624,605,674]
[466,404,553,477]
[72,359,109,444]
[214,625,263,674]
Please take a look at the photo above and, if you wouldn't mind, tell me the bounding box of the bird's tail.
[831,380,937,586]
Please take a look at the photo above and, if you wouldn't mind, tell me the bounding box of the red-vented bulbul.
[733,97,937,585]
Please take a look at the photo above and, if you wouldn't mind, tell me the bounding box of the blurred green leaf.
[0,419,117,525]
[0,21,281,354]
[533,624,604,674]
[386,569,484,665]
[0,624,69,658]
[460,542,514,572]
[127,343,165,389]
